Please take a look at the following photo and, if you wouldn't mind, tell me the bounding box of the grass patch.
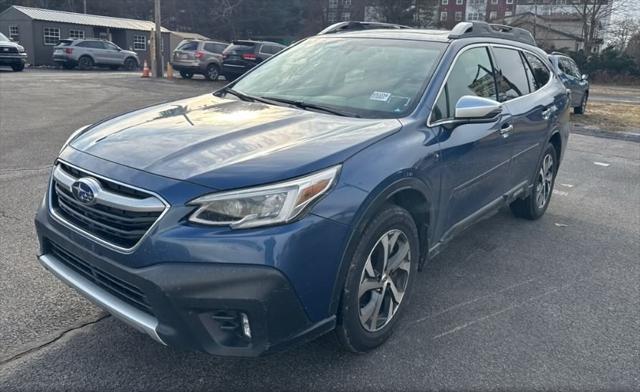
[572,101,640,132]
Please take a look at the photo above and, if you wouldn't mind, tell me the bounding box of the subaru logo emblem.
[71,178,100,205]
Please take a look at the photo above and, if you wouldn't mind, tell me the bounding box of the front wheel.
[123,58,138,71]
[205,64,220,81]
[78,56,93,70]
[335,204,419,353]
[179,70,193,79]
[11,63,24,72]
[510,143,558,220]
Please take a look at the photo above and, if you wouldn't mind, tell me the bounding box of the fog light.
[241,312,251,339]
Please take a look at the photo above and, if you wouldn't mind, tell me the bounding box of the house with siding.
[0,5,171,66]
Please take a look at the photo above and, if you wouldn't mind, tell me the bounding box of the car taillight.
[242,53,257,61]
[64,48,73,55]
[195,51,204,59]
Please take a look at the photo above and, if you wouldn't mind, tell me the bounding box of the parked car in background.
[0,32,27,71]
[171,39,228,80]
[53,39,139,71]
[35,21,569,357]
[549,52,589,114]
[221,40,285,80]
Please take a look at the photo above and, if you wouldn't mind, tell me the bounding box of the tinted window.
[524,52,550,90]
[76,41,104,49]
[204,43,226,53]
[104,42,119,51]
[432,47,498,121]
[57,40,73,47]
[177,41,198,51]
[522,52,537,93]
[567,58,582,78]
[493,47,530,101]
[224,42,256,55]
[558,58,573,75]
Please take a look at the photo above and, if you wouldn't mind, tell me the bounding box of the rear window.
[204,42,227,53]
[57,40,73,47]
[76,41,105,49]
[523,52,550,90]
[493,47,531,101]
[224,42,256,54]
[176,41,198,51]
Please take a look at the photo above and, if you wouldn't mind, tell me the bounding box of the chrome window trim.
[427,43,555,127]
[48,159,170,254]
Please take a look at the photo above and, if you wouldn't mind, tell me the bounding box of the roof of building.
[5,5,169,32]
[171,31,210,41]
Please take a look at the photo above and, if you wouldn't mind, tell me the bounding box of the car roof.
[232,40,284,46]
[319,28,452,42]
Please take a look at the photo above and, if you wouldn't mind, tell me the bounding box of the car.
[171,39,228,80]
[35,21,570,357]
[549,52,589,114]
[0,32,27,71]
[221,40,285,80]
[53,39,139,71]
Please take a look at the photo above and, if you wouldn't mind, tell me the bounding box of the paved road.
[1,70,639,391]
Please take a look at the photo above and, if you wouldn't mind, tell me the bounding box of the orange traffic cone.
[141,60,150,78]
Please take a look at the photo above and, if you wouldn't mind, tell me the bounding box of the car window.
[204,42,226,53]
[432,47,498,122]
[522,52,537,93]
[523,52,550,90]
[492,47,531,101]
[177,41,199,51]
[57,40,73,47]
[104,42,119,51]
[558,58,572,75]
[568,59,582,78]
[0,32,8,42]
[77,41,104,49]
[224,42,256,55]
[233,37,446,119]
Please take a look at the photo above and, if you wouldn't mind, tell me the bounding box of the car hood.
[71,94,402,190]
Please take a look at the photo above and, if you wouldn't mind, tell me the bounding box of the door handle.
[500,123,513,138]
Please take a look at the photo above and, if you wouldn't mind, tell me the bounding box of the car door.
[567,57,588,104]
[558,57,583,106]
[430,46,516,239]
[103,41,124,65]
[491,46,555,189]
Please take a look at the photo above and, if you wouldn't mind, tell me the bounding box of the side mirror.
[454,96,502,120]
[581,74,588,81]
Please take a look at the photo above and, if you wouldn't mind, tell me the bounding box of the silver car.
[171,39,228,80]
[53,39,139,71]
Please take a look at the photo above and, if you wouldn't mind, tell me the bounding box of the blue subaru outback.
[35,21,569,357]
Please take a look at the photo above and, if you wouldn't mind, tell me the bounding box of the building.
[169,31,211,53]
[496,12,586,51]
[0,5,171,66]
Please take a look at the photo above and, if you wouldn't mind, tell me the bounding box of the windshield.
[232,37,446,118]
[0,33,9,42]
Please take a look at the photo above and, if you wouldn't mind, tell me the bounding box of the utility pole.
[154,0,163,78]
[533,0,537,39]
[83,0,87,14]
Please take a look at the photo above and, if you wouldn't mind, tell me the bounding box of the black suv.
[171,39,228,80]
[221,40,285,80]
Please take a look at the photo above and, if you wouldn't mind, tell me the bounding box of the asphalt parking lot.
[1,69,639,391]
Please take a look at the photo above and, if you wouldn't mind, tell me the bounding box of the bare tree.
[608,18,640,51]
[572,0,628,54]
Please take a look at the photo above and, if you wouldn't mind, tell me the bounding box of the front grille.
[0,46,18,54]
[48,240,153,314]
[50,162,166,250]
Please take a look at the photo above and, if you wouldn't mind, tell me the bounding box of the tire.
[510,143,558,220]
[180,70,194,79]
[205,64,220,81]
[78,56,93,70]
[335,204,419,353]
[62,63,75,70]
[574,93,587,114]
[11,63,24,72]
[123,57,138,71]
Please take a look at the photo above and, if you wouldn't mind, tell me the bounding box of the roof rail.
[318,21,411,35]
[448,21,536,46]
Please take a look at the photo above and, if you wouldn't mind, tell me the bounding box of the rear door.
[431,46,515,237]
[172,41,199,65]
[79,41,107,64]
[492,46,556,187]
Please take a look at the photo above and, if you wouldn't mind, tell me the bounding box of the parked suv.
[35,22,569,357]
[171,39,228,80]
[221,40,285,80]
[549,53,589,114]
[0,32,27,71]
[53,39,139,70]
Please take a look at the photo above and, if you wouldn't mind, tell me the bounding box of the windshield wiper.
[219,87,276,105]
[260,96,360,118]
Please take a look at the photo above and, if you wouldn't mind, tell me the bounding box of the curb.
[571,125,640,143]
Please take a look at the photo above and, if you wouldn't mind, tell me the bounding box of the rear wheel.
[335,204,419,353]
[11,63,24,72]
[510,143,558,220]
[180,70,194,79]
[124,57,138,71]
[78,56,93,70]
[205,64,220,81]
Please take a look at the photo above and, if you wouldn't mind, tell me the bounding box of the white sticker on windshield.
[370,91,392,102]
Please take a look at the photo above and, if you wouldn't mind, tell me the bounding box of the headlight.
[188,165,340,229]
[60,124,91,154]
[17,45,24,52]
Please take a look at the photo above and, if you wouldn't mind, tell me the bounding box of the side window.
[523,52,550,90]
[558,58,571,75]
[568,59,582,78]
[104,42,119,51]
[432,47,498,122]
[177,41,198,51]
[204,42,226,53]
[492,47,531,101]
[522,52,537,93]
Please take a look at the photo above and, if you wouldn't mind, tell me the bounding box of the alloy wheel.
[535,153,554,209]
[358,229,411,332]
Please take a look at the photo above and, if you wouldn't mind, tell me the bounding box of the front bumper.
[0,53,26,65]
[36,221,336,357]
